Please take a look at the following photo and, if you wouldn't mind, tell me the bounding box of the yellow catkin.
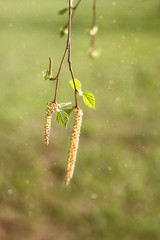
[44,101,56,145]
[65,108,83,185]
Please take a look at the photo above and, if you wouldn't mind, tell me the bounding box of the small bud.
[60,26,68,37]
[90,25,98,36]
[89,48,100,59]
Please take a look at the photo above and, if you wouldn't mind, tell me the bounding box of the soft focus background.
[0,0,160,239]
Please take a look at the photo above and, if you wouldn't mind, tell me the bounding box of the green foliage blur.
[0,0,160,239]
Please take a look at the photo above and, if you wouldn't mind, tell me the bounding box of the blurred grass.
[0,0,160,239]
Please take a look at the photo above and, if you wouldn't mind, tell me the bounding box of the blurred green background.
[0,0,160,239]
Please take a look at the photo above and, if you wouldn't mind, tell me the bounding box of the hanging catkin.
[44,101,56,145]
[65,108,83,185]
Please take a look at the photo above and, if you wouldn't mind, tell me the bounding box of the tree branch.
[62,0,82,34]
[92,0,97,27]
[52,0,79,108]
[90,0,97,50]
[68,0,78,109]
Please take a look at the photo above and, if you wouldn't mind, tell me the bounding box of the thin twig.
[72,0,82,10]
[90,0,97,50]
[53,48,68,103]
[68,0,78,108]
[52,0,78,108]
[92,0,96,27]
[49,57,52,75]
[63,0,82,32]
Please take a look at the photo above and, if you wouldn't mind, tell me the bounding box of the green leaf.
[42,70,49,80]
[83,92,95,109]
[56,110,69,127]
[59,102,72,109]
[64,108,74,117]
[69,79,81,90]
[58,7,68,15]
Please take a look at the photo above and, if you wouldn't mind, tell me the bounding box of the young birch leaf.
[64,108,74,117]
[83,92,95,109]
[42,70,49,80]
[69,79,81,90]
[56,110,69,127]
[58,7,68,15]
[59,102,72,109]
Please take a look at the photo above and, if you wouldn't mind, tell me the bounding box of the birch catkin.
[65,108,83,185]
[44,101,56,145]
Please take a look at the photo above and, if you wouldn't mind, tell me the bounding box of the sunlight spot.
[25,179,30,185]
[112,2,116,6]
[91,193,97,199]
[115,97,120,102]
[8,189,13,195]
[108,166,112,171]
[109,79,114,85]
[99,15,103,20]
[112,19,117,23]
